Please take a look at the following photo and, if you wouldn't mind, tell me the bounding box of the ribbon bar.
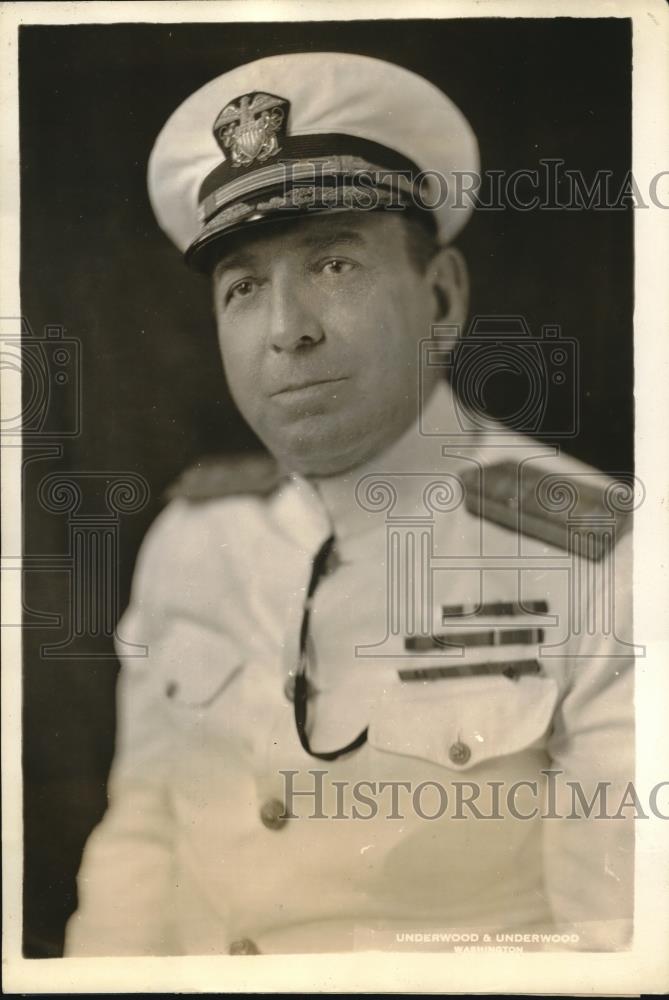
[441,599,549,620]
[405,628,545,651]
[398,659,542,682]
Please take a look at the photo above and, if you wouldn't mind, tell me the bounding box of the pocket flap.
[157,618,243,707]
[368,675,559,771]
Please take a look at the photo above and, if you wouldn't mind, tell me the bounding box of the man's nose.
[268,277,324,353]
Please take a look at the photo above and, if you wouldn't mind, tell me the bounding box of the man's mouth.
[270,377,348,397]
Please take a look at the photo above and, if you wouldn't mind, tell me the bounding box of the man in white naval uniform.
[66,52,635,956]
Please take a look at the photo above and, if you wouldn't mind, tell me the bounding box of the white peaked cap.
[148,52,480,271]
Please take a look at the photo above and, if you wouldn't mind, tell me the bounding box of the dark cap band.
[185,178,435,273]
[186,133,430,272]
[198,132,421,207]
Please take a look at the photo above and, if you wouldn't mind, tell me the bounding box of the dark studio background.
[19,18,633,956]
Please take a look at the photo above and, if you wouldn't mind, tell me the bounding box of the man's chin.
[261,416,378,479]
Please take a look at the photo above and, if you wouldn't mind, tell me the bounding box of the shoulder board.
[165,452,280,503]
[461,460,633,561]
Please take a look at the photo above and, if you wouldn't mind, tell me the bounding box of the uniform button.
[229,938,260,955]
[448,740,471,765]
[165,681,178,699]
[260,798,288,831]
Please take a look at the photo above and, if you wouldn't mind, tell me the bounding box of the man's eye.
[226,279,256,304]
[320,258,355,276]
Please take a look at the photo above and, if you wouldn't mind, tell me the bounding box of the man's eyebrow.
[213,229,367,278]
[213,251,257,279]
[300,230,367,251]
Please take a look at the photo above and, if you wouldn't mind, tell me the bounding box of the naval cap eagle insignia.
[213,92,289,168]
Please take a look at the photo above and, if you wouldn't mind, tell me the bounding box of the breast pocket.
[156,618,244,713]
[368,674,559,773]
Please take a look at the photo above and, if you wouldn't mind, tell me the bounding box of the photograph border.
[2,0,668,993]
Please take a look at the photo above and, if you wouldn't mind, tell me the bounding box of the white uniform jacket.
[66,383,635,956]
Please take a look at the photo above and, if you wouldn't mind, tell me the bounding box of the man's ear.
[428,246,469,326]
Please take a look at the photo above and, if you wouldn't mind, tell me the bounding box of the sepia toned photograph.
[2,0,668,994]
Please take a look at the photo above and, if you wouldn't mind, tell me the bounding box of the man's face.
[212,211,463,477]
